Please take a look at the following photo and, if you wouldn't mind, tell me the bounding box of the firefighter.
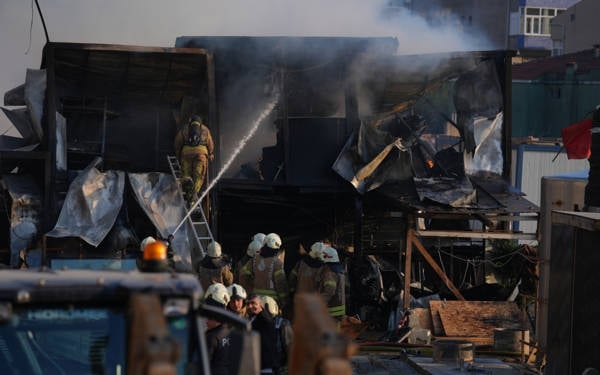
[198,241,233,291]
[320,246,346,320]
[203,283,233,375]
[175,115,214,205]
[236,239,263,289]
[289,241,326,295]
[249,233,289,310]
[226,283,248,317]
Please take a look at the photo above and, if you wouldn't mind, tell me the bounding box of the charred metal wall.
[547,211,600,374]
[45,43,212,173]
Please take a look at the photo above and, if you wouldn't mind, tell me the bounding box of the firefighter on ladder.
[174,114,214,205]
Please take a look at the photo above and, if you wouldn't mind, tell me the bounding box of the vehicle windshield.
[0,306,126,375]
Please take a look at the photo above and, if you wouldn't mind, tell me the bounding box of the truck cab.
[0,268,258,374]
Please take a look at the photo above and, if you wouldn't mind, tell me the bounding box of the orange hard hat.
[143,240,168,261]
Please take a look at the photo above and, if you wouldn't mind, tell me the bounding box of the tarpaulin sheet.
[414,176,476,207]
[128,172,194,272]
[332,122,412,194]
[1,107,36,143]
[453,60,503,154]
[46,166,124,247]
[464,112,504,176]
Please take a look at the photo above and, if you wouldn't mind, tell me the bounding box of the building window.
[520,7,564,36]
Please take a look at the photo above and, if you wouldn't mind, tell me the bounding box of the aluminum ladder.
[166,155,214,258]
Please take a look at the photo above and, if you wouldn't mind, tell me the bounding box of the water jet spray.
[171,93,280,236]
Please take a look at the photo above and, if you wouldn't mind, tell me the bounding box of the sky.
[0,0,493,135]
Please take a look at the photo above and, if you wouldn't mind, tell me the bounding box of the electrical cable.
[34,0,50,44]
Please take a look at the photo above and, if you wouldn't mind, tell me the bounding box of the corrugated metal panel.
[510,144,588,238]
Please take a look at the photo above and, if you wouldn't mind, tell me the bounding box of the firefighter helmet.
[247,239,263,257]
[264,233,282,250]
[207,241,222,257]
[321,246,340,263]
[252,232,266,245]
[261,295,280,316]
[309,241,327,259]
[140,236,156,253]
[204,283,230,307]
[227,283,247,300]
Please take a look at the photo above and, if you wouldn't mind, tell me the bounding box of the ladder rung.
[166,154,214,254]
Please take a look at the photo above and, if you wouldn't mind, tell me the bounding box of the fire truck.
[0,260,259,374]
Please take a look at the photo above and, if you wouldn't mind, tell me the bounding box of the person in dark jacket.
[203,283,233,375]
[246,293,279,374]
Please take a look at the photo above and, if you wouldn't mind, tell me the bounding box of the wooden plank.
[409,307,434,332]
[429,301,522,338]
[435,336,494,347]
[410,230,465,301]
[429,303,445,336]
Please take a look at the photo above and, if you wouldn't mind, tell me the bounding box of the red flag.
[561,118,592,159]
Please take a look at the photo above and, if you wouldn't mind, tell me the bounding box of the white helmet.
[207,241,222,257]
[140,236,156,253]
[247,239,263,257]
[204,283,230,307]
[264,233,282,250]
[321,246,340,263]
[261,295,280,316]
[309,241,328,259]
[227,283,248,300]
[252,233,266,245]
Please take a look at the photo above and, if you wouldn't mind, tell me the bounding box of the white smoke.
[1,0,492,136]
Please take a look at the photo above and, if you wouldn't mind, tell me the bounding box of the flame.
[426,160,434,169]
